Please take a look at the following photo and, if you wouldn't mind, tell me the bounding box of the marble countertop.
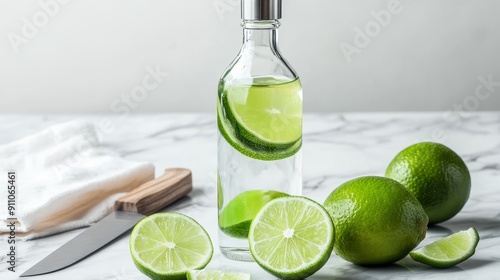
[1,113,499,280]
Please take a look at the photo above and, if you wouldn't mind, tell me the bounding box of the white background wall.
[0,0,499,113]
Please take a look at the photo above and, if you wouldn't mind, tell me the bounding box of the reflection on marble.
[0,113,499,280]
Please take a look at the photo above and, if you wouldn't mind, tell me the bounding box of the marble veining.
[0,113,499,280]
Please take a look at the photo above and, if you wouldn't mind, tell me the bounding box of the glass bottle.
[217,0,302,261]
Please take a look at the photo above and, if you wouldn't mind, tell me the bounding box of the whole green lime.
[386,142,471,224]
[323,176,428,266]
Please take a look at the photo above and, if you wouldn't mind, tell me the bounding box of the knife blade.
[20,168,192,277]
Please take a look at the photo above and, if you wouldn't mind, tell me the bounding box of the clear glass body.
[217,20,303,261]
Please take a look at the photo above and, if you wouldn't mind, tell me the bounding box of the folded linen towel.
[0,120,154,240]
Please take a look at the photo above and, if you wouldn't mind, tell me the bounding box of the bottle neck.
[226,19,297,81]
[241,20,280,53]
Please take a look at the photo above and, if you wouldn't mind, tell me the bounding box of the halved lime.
[217,99,301,161]
[187,269,251,280]
[410,227,480,268]
[219,190,289,238]
[249,196,335,279]
[224,77,302,150]
[130,213,213,280]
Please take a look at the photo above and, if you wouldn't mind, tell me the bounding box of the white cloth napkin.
[0,120,154,240]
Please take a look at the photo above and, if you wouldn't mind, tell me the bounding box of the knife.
[20,168,192,277]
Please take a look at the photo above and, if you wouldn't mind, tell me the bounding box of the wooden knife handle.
[114,168,192,216]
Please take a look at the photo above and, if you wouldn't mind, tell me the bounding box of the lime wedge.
[248,196,335,279]
[410,227,480,268]
[224,77,302,149]
[217,99,301,161]
[187,269,251,280]
[130,213,213,280]
[219,190,289,238]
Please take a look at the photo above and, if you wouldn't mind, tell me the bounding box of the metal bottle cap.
[241,0,282,20]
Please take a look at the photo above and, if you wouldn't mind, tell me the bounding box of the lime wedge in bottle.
[219,190,289,238]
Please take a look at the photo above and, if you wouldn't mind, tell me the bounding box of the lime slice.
[249,196,335,279]
[219,190,289,238]
[410,227,480,268]
[224,77,302,149]
[130,213,213,280]
[217,99,301,161]
[187,269,251,280]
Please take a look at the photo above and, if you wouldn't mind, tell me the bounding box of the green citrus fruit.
[386,142,471,224]
[219,190,289,238]
[130,213,213,280]
[249,196,334,279]
[410,227,479,268]
[323,176,428,266]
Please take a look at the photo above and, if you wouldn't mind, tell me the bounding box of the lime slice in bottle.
[187,269,251,280]
[224,77,302,150]
[217,98,301,161]
[219,190,289,238]
[410,227,480,268]
[249,196,335,279]
[130,212,213,280]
